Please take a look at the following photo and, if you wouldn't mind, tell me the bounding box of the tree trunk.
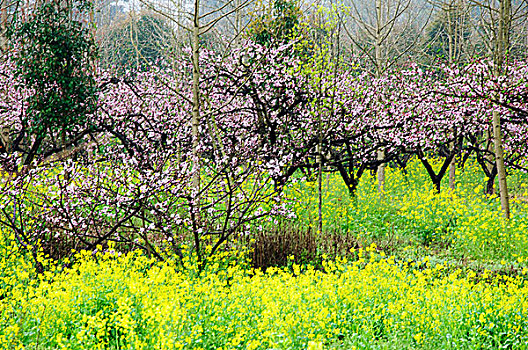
[492,108,510,218]
[234,0,241,45]
[376,149,385,192]
[485,129,496,194]
[317,144,323,236]
[448,130,457,191]
[446,2,457,191]
[0,7,6,52]
[448,155,456,190]
[0,127,10,154]
[192,0,202,261]
[492,0,511,219]
[374,0,386,193]
[62,128,70,181]
[485,165,497,195]
[418,149,456,194]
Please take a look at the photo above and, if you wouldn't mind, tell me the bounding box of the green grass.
[283,158,528,268]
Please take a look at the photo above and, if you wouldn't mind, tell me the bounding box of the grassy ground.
[285,158,528,269]
[1,158,528,349]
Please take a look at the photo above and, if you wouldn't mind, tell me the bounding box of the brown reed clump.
[237,222,361,270]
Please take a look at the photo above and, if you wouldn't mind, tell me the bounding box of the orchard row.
[1,41,527,265]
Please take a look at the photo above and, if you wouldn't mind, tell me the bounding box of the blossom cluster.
[0,41,527,263]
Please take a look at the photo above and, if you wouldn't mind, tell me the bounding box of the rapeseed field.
[1,239,528,349]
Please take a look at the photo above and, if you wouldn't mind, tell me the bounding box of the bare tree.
[424,0,477,62]
[339,0,432,192]
[97,10,174,71]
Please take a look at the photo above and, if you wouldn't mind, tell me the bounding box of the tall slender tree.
[470,0,528,218]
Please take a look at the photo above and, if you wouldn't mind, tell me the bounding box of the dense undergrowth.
[1,159,528,349]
